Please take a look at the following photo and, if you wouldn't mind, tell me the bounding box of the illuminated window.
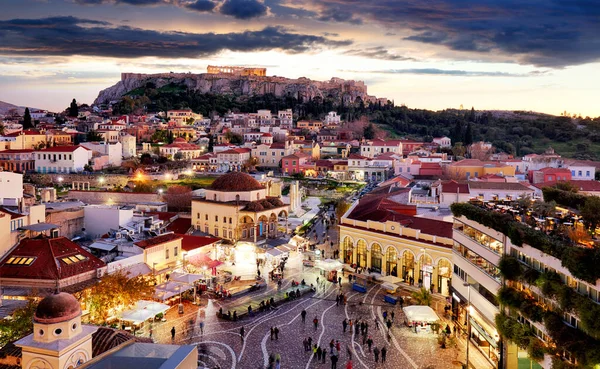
[5,257,35,266]
[61,254,87,265]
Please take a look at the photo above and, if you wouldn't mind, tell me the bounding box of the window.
[5,257,35,265]
[215,215,218,221]
[571,170,575,176]
[61,254,87,265]
[229,217,232,224]
[205,214,208,221]
[578,171,582,176]
[197,212,200,219]
[174,247,178,257]
[586,171,591,177]
[165,249,169,259]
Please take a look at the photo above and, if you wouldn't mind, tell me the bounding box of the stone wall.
[25,173,131,187]
[66,190,162,205]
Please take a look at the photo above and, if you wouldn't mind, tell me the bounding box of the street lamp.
[420,247,430,289]
[463,282,472,369]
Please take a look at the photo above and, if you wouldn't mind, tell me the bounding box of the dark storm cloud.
[0,16,351,58]
[361,68,541,77]
[220,0,267,19]
[343,47,415,61]
[316,7,361,24]
[184,0,217,12]
[309,0,600,67]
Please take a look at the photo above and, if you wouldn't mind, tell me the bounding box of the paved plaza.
[147,247,493,369]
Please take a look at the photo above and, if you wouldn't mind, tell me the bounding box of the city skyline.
[1,0,599,116]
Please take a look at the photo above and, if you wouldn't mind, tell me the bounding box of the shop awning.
[315,259,343,271]
[380,275,404,284]
[169,272,204,285]
[135,300,170,316]
[153,281,192,301]
[88,242,117,252]
[120,309,154,325]
[403,305,440,323]
[266,248,284,257]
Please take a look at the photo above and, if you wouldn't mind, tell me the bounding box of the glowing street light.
[158,188,164,194]
[99,177,105,185]
[164,173,172,180]
[57,177,63,183]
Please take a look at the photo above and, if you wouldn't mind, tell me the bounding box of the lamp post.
[463,282,472,369]
[420,247,429,289]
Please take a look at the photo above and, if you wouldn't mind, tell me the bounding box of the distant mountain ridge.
[0,100,42,115]
[94,72,387,106]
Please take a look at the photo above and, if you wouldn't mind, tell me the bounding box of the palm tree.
[411,287,432,306]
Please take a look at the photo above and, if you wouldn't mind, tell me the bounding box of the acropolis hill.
[94,66,387,106]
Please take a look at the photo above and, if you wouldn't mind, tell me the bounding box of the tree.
[411,288,432,306]
[0,123,5,136]
[85,271,155,323]
[581,196,600,232]
[68,98,79,117]
[140,152,154,165]
[464,123,473,146]
[163,185,192,211]
[185,117,195,125]
[23,107,33,129]
[533,200,556,218]
[363,123,375,139]
[173,151,184,161]
[0,298,37,347]
[86,130,103,142]
[335,200,351,221]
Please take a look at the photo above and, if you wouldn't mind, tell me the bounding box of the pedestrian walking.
[373,347,380,363]
[381,347,387,363]
[330,352,338,369]
[303,338,309,351]
[301,310,307,323]
[399,296,404,308]
[170,326,175,341]
[386,319,392,330]
[343,319,348,333]
[382,311,388,320]
[317,347,322,361]
[375,319,379,330]
[345,359,352,369]
[313,316,319,330]
[366,336,373,352]
[274,326,279,340]
[391,311,395,322]
[362,332,367,344]
[338,276,342,285]
[308,337,313,348]
[199,321,204,335]
[354,323,359,335]
[336,340,341,352]
[322,347,326,363]
[270,327,274,340]
[240,326,245,342]
[336,295,340,306]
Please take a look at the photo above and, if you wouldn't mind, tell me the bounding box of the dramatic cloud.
[362,68,543,77]
[316,6,361,24]
[184,0,217,12]
[220,0,267,19]
[343,46,415,61]
[0,16,350,58]
[309,0,600,67]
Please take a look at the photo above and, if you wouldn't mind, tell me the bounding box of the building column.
[366,249,371,269]
[381,253,387,276]
[352,246,357,265]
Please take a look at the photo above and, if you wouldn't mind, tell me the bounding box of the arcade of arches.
[340,235,453,296]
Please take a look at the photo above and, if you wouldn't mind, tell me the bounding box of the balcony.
[453,249,501,292]
[454,230,501,266]
[453,273,499,324]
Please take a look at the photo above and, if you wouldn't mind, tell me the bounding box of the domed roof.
[209,172,264,192]
[34,292,81,324]
[173,137,187,143]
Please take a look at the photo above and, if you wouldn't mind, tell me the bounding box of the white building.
[360,139,403,158]
[34,146,92,174]
[564,160,596,181]
[0,171,23,207]
[119,133,137,158]
[433,136,452,148]
[167,109,202,125]
[324,111,341,125]
[80,142,122,167]
[83,205,135,239]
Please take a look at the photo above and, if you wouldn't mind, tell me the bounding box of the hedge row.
[542,187,588,210]
[450,203,600,283]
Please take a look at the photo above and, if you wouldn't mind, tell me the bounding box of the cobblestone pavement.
[148,252,492,369]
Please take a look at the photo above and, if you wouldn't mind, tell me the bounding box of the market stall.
[403,305,440,332]
[315,259,343,282]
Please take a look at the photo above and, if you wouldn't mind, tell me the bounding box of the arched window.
[343,237,353,264]
[356,239,367,268]
[402,251,415,284]
[370,243,382,273]
[386,247,398,276]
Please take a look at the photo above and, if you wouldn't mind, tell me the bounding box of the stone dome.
[209,172,264,192]
[34,292,81,324]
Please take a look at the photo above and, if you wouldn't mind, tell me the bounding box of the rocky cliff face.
[94,72,385,106]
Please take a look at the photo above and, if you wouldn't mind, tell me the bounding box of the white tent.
[315,259,343,271]
[169,272,204,285]
[380,275,404,284]
[402,305,440,323]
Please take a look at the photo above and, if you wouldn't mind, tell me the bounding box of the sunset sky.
[1,0,599,116]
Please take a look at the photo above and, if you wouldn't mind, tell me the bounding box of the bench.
[384,295,397,305]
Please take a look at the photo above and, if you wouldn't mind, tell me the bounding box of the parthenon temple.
[207,65,267,76]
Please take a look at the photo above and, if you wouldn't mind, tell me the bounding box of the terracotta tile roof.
[178,235,220,252]
[39,145,89,152]
[134,233,182,249]
[538,167,571,174]
[166,218,192,234]
[441,180,470,194]
[92,327,153,358]
[209,172,264,192]
[468,182,534,191]
[0,149,34,154]
[0,236,105,280]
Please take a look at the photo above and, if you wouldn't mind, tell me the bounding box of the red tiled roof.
[39,145,89,152]
[0,236,105,280]
[144,212,178,222]
[0,149,35,154]
[178,234,220,252]
[134,233,182,249]
[538,167,571,174]
[441,180,470,194]
[209,172,264,192]
[166,218,192,234]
